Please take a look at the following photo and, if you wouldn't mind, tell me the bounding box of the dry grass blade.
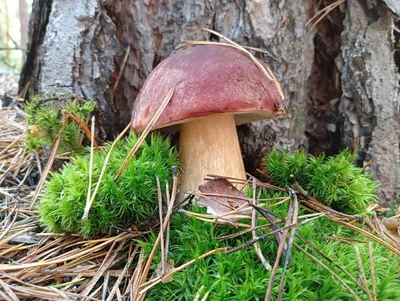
[66,111,99,149]
[105,244,139,301]
[82,115,96,220]
[306,0,346,31]
[193,285,204,301]
[332,218,400,256]
[79,240,126,297]
[0,202,19,241]
[293,243,361,301]
[368,242,377,301]
[164,180,171,265]
[126,248,146,300]
[295,233,368,294]
[102,272,110,300]
[265,189,293,301]
[110,45,131,104]
[81,122,131,220]
[156,177,166,276]
[1,272,101,301]
[0,133,24,157]
[354,245,372,301]
[0,234,128,271]
[277,189,298,301]
[201,28,275,83]
[139,247,226,295]
[182,40,275,58]
[29,115,67,209]
[0,278,20,301]
[223,213,325,255]
[114,88,174,181]
[137,167,178,300]
[251,177,271,270]
[0,290,14,301]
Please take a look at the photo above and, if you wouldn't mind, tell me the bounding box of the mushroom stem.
[179,114,246,201]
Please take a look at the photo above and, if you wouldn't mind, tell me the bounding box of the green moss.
[24,94,95,154]
[265,149,377,214]
[39,133,178,237]
[143,193,400,301]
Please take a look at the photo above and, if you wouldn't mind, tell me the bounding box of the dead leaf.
[382,218,400,231]
[197,177,252,222]
[155,259,175,283]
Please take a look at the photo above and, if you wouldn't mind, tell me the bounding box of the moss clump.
[265,149,377,214]
[39,133,178,237]
[25,94,96,154]
[142,199,400,301]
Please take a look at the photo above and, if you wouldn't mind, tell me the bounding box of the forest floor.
[1,74,400,300]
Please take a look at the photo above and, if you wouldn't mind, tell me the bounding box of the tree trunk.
[19,0,400,204]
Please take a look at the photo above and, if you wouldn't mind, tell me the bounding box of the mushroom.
[131,45,285,200]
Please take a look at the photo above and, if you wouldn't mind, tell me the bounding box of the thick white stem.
[178,114,246,200]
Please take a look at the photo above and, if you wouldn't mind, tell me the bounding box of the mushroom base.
[178,114,247,201]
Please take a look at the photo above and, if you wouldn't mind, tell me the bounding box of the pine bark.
[19,0,400,204]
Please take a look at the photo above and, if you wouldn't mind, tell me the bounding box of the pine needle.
[114,88,174,181]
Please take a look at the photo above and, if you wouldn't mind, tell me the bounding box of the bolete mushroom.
[131,44,285,200]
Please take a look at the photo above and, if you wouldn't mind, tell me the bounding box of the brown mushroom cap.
[131,45,286,132]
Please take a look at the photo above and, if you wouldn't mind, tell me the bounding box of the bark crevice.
[306,1,345,157]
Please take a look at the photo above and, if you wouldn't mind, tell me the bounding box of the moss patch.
[25,94,96,154]
[143,201,400,301]
[265,149,377,214]
[39,133,178,237]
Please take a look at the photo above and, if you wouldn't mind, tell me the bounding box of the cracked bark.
[339,0,400,203]
[19,0,400,204]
